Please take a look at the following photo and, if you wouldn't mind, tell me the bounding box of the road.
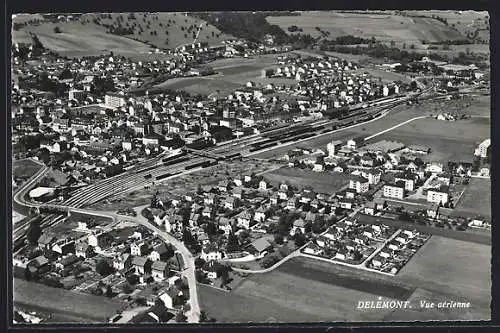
[9,87,441,321]
[131,205,200,323]
[363,116,429,141]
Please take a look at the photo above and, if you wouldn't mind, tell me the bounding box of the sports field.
[155,76,242,96]
[455,177,491,218]
[263,167,351,194]
[154,54,279,96]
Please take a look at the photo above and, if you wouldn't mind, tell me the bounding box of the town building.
[383,183,405,199]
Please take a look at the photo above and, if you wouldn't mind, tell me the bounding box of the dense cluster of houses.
[13,220,188,312]
[284,136,480,211]
[303,219,397,263]
[366,229,430,275]
[267,55,402,110]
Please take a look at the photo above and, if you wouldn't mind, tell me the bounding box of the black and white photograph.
[9,9,491,324]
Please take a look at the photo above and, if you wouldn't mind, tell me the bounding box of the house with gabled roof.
[217,217,233,235]
[290,218,306,236]
[38,233,57,250]
[27,255,50,275]
[151,261,169,282]
[236,210,252,229]
[75,242,94,259]
[131,241,151,257]
[132,256,150,275]
[200,243,223,261]
[232,187,243,199]
[149,243,171,262]
[246,237,273,257]
[254,206,266,222]
[225,196,236,210]
[113,253,132,271]
[189,213,200,227]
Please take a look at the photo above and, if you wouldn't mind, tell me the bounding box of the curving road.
[131,205,200,323]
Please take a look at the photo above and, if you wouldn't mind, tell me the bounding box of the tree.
[274,234,284,245]
[204,222,218,236]
[195,257,206,269]
[293,233,307,247]
[226,232,240,252]
[106,285,114,298]
[175,312,187,323]
[26,218,42,245]
[24,267,32,281]
[122,282,133,294]
[260,254,280,269]
[200,310,209,322]
[95,259,114,276]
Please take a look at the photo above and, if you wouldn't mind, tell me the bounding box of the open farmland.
[16,21,153,58]
[455,177,491,218]
[404,10,489,43]
[199,257,408,322]
[13,12,233,58]
[370,117,489,163]
[397,236,491,319]
[81,12,232,49]
[14,279,124,322]
[354,67,412,83]
[13,159,43,179]
[263,167,351,194]
[267,11,466,47]
[201,249,490,322]
[254,96,489,162]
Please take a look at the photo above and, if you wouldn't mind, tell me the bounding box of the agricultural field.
[263,167,351,194]
[14,278,124,322]
[81,12,232,49]
[199,256,411,322]
[397,236,491,319]
[14,21,153,58]
[454,177,491,218]
[370,117,489,163]
[155,75,242,97]
[267,11,466,47]
[13,159,43,179]
[201,248,490,322]
[404,10,489,43]
[12,12,233,58]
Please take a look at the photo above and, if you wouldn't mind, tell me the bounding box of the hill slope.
[12,13,233,58]
[266,11,470,47]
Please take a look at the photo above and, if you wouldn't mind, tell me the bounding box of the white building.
[474,139,491,158]
[104,93,126,109]
[383,184,405,199]
[427,188,449,204]
[349,176,369,194]
[327,140,343,158]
